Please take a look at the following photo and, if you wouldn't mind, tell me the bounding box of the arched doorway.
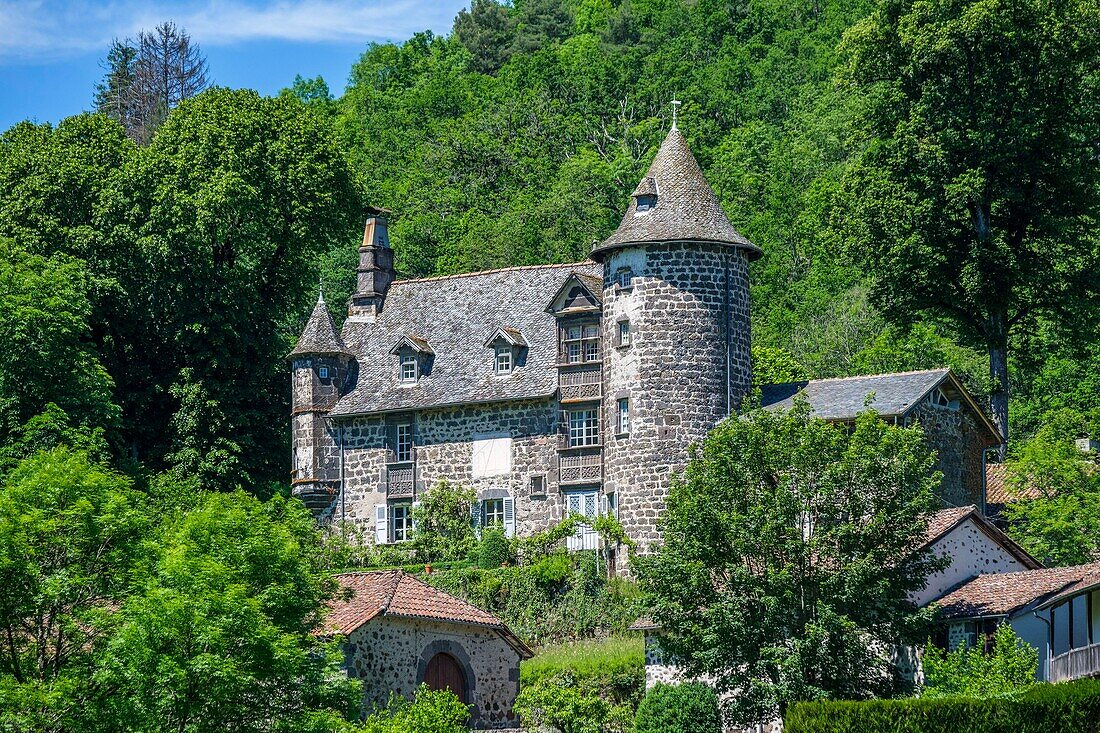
[423,652,467,703]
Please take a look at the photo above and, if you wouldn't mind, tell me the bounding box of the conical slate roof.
[592,127,761,260]
[288,291,352,358]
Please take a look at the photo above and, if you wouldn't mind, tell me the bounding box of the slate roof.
[288,292,352,358]
[934,563,1100,620]
[593,127,761,260]
[320,571,533,657]
[758,369,953,420]
[331,262,602,416]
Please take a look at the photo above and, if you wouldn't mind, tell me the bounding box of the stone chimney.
[348,206,396,319]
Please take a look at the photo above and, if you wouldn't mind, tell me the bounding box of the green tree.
[842,0,1100,447]
[513,673,614,733]
[98,491,358,732]
[410,480,477,563]
[635,682,721,733]
[922,623,1038,698]
[636,401,944,726]
[0,448,148,729]
[1004,422,1100,566]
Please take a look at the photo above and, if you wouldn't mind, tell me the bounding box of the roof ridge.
[767,368,951,388]
[393,261,597,286]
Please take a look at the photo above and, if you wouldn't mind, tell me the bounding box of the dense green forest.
[1,0,1098,493]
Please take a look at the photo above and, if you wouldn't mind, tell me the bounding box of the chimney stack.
[348,206,395,319]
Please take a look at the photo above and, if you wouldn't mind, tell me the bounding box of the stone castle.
[289,125,1001,558]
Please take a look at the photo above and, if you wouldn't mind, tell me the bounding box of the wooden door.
[424,653,466,703]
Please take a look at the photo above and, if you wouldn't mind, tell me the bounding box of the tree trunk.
[987,322,1010,459]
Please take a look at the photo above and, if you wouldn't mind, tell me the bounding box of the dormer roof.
[484,327,528,348]
[546,272,603,315]
[593,127,761,260]
[288,291,352,359]
[389,334,434,356]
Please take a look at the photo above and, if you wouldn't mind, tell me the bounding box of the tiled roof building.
[289,122,1001,557]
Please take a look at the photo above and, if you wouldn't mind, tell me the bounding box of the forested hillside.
[1,0,1097,494]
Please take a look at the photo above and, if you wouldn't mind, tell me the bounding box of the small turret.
[348,206,396,319]
[289,289,355,518]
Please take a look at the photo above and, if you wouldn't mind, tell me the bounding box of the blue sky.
[0,1,470,131]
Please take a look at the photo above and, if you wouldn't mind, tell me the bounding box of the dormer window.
[318,366,330,379]
[929,387,959,410]
[616,268,634,290]
[400,353,418,383]
[635,194,657,212]
[495,345,513,375]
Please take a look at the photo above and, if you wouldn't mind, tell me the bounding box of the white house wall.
[916,519,1031,607]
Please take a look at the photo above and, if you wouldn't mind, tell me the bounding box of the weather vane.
[671,99,681,129]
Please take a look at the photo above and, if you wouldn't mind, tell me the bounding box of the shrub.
[477,525,514,569]
[635,682,721,733]
[784,678,1100,733]
[514,673,632,733]
[521,636,645,707]
[361,685,470,733]
[922,623,1038,698]
[410,480,477,563]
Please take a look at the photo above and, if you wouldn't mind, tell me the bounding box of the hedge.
[635,682,721,733]
[785,679,1100,733]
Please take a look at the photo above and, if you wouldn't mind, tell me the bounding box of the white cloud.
[0,0,466,62]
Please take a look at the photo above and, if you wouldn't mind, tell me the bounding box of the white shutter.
[600,494,608,517]
[503,497,515,538]
[374,504,388,545]
[411,500,422,533]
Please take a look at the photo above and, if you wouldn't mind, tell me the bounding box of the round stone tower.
[288,289,356,518]
[592,125,761,552]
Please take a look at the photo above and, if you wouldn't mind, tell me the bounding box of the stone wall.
[602,242,752,552]
[290,355,352,518]
[907,400,993,509]
[334,399,566,538]
[343,616,522,729]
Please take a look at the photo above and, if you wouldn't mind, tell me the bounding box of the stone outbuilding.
[320,570,533,729]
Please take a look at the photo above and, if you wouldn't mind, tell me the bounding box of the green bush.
[361,685,470,733]
[635,682,721,733]
[410,480,477,563]
[477,525,514,569]
[514,673,633,733]
[922,624,1038,698]
[785,678,1100,733]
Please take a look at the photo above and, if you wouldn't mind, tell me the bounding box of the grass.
[521,635,645,687]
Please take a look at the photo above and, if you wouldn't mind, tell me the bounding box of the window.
[400,353,418,383]
[495,345,513,375]
[568,409,600,447]
[617,398,630,436]
[318,365,330,379]
[396,423,413,462]
[483,498,505,527]
[617,320,631,347]
[530,475,546,496]
[636,194,657,212]
[562,324,600,364]
[606,492,617,519]
[391,503,412,543]
[616,268,634,288]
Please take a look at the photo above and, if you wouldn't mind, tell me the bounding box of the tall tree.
[636,402,943,726]
[94,40,138,132]
[841,0,1100,449]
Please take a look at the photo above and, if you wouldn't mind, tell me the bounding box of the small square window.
[318,366,330,379]
[618,321,631,347]
[495,345,513,375]
[617,398,630,436]
[400,354,418,383]
[530,475,546,496]
[617,268,634,288]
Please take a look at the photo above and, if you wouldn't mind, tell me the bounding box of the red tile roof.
[922,506,976,546]
[933,563,1100,620]
[985,463,1042,505]
[919,505,1041,569]
[320,571,533,658]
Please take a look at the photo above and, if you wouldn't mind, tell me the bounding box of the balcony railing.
[1050,642,1100,682]
[384,460,416,499]
[559,451,602,485]
[559,367,602,402]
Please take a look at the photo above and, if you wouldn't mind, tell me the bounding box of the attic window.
[929,387,959,410]
[636,194,657,212]
[495,344,513,375]
[616,268,634,290]
[318,366,330,379]
[400,353,418,383]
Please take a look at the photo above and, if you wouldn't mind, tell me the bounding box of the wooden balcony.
[559,451,602,485]
[383,460,416,499]
[1050,642,1100,683]
[559,367,602,403]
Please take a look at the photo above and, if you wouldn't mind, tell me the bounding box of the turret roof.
[288,291,352,358]
[593,127,761,259]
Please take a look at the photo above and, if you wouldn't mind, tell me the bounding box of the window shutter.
[471,500,482,537]
[503,497,515,538]
[600,494,608,517]
[374,504,388,545]
[411,500,422,532]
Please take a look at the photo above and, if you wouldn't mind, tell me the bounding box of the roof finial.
[671,99,681,130]
[317,278,325,305]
